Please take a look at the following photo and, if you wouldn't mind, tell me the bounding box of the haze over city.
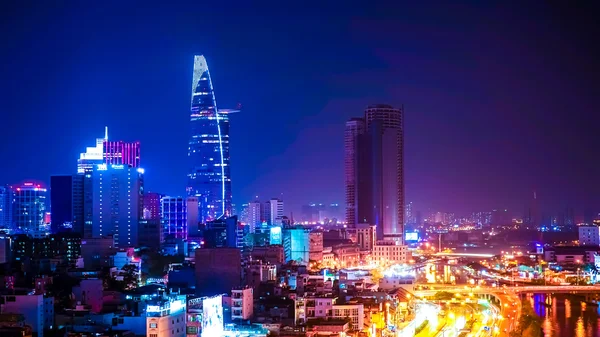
[1,2,599,216]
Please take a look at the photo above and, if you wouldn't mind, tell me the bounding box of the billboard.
[201,295,224,337]
[405,232,418,242]
[270,226,282,245]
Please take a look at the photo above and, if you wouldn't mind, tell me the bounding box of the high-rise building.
[187,55,233,223]
[77,127,141,174]
[142,192,162,220]
[404,202,413,225]
[50,175,74,233]
[139,191,163,250]
[243,200,262,232]
[161,196,197,240]
[344,104,404,242]
[203,216,238,248]
[77,130,106,174]
[103,140,140,167]
[344,118,365,228]
[13,182,48,237]
[72,173,93,237]
[90,164,143,248]
[0,185,13,230]
[263,198,284,226]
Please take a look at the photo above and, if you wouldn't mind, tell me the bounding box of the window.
[149,323,157,328]
[150,334,158,337]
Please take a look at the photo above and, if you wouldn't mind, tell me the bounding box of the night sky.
[1,2,599,217]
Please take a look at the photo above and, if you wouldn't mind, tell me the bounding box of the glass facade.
[0,186,13,230]
[160,197,188,240]
[13,183,47,236]
[187,55,232,223]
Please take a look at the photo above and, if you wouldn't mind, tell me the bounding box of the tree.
[46,274,80,310]
[121,264,139,290]
[433,291,455,301]
[370,269,384,284]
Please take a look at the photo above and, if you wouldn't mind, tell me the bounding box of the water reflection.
[528,293,600,337]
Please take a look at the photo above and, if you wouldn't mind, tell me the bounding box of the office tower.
[139,192,162,250]
[195,247,241,295]
[13,182,47,237]
[161,197,191,240]
[344,104,404,242]
[103,140,140,167]
[283,227,310,263]
[263,198,284,226]
[77,129,106,174]
[0,185,13,230]
[203,216,238,248]
[50,175,74,233]
[187,55,233,223]
[244,200,262,232]
[240,203,249,223]
[72,173,93,237]
[90,164,143,248]
[77,127,141,174]
[404,201,413,225]
[344,118,365,227]
[142,192,162,220]
[138,218,161,250]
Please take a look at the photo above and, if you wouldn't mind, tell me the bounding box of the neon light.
[147,305,161,312]
[207,65,227,219]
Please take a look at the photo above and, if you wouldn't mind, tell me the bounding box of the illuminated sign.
[405,232,418,241]
[147,305,161,312]
[270,226,282,245]
[96,164,107,171]
[201,295,224,337]
[111,164,124,169]
[137,168,145,174]
[170,299,185,314]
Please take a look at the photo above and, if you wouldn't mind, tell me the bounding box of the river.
[527,293,600,337]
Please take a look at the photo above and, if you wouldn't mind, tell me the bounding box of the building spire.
[104,126,108,140]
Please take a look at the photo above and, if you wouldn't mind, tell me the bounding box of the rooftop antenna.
[104,126,109,140]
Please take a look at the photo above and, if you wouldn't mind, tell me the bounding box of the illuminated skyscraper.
[344,118,365,228]
[160,196,198,240]
[90,164,144,248]
[104,140,140,167]
[187,55,233,222]
[344,104,404,242]
[77,127,140,174]
[13,182,47,237]
[263,198,284,226]
[0,186,13,230]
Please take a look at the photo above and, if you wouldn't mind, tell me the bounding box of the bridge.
[413,285,600,299]
[512,285,600,293]
[433,252,495,258]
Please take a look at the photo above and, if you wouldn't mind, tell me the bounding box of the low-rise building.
[372,241,409,265]
[0,290,53,337]
[232,287,253,321]
[544,246,600,264]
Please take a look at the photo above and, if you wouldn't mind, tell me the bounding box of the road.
[414,285,521,337]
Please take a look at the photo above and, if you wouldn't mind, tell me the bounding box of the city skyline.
[1,2,599,216]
